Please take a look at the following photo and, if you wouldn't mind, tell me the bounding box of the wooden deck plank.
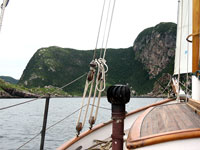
[180,104,200,127]
[140,103,200,137]
[127,102,200,149]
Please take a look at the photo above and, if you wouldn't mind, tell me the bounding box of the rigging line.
[93,0,106,60]
[186,0,190,99]
[16,133,41,150]
[82,77,95,127]
[76,80,90,126]
[89,104,111,111]
[0,73,86,111]
[94,80,103,121]
[103,0,116,59]
[88,67,103,128]
[46,104,87,131]
[53,72,87,92]
[179,80,192,92]
[177,0,184,101]
[0,98,41,111]
[100,0,112,58]
[16,104,87,150]
[89,68,101,122]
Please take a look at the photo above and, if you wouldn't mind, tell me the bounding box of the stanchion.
[40,95,50,150]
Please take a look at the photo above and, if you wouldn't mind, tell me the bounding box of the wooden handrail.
[127,128,200,149]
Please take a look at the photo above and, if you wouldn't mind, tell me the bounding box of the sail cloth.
[174,0,192,75]
[1,0,9,9]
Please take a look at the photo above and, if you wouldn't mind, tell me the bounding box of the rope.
[186,0,191,100]
[16,132,41,150]
[16,103,109,149]
[89,78,103,128]
[0,73,87,111]
[89,104,111,111]
[89,82,98,124]
[100,0,112,58]
[54,72,87,92]
[154,74,172,96]
[0,98,40,111]
[177,0,184,102]
[103,0,116,59]
[179,80,192,92]
[160,75,172,95]
[82,77,95,128]
[46,104,87,131]
[93,0,106,59]
[95,58,107,92]
[186,32,200,43]
[94,80,103,121]
[76,80,90,126]
[76,0,116,134]
[16,104,88,149]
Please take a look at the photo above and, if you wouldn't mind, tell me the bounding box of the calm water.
[0,97,162,150]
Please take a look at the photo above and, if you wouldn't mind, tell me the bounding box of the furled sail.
[174,0,192,75]
[0,0,10,32]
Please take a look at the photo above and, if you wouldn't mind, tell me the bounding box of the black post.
[107,85,130,150]
[40,95,50,150]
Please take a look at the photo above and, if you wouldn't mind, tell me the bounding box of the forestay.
[174,0,192,75]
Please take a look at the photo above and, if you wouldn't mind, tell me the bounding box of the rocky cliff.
[133,22,176,78]
[17,22,177,96]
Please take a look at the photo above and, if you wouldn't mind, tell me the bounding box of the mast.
[192,0,200,100]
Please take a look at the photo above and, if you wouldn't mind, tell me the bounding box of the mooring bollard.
[107,85,130,150]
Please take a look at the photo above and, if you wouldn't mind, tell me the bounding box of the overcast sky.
[0,0,178,79]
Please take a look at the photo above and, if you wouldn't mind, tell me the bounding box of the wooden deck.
[126,102,200,149]
[141,103,200,137]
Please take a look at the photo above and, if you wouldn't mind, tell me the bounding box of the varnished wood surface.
[141,103,200,137]
[192,0,200,72]
[126,103,200,149]
[127,128,200,149]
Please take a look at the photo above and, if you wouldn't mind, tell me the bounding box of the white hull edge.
[192,75,200,100]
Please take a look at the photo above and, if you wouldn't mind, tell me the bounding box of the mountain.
[133,22,176,78]
[0,76,18,84]
[18,22,177,96]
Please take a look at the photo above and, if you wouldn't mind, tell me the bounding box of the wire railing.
[0,72,111,149]
[0,73,87,111]
[16,103,111,149]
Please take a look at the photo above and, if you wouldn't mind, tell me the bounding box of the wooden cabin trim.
[187,98,200,114]
[57,98,175,150]
[127,107,154,141]
[126,98,175,117]
[126,128,200,149]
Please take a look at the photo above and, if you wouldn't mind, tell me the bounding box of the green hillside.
[0,76,18,84]
[17,22,176,97]
[18,46,173,96]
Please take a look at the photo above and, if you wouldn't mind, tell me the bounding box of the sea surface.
[0,97,162,150]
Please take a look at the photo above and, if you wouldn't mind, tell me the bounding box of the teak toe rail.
[126,128,200,149]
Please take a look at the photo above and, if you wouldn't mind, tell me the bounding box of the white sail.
[174,0,192,75]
